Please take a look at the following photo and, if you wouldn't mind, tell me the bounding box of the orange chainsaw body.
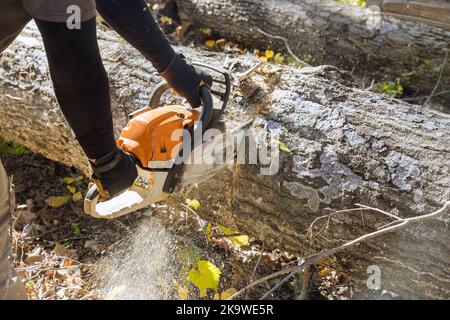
[117,106,200,168]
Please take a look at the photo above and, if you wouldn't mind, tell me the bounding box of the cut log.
[176,0,450,96]
[1,23,449,299]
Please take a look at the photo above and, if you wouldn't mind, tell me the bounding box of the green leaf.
[186,198,201,210]
[66,185,76,194]
[0,141,28,155]
[71,223,81,237]
[188,260,222,297]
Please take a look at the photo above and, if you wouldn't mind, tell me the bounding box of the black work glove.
[88,146,138,200]
[160,54,213,108]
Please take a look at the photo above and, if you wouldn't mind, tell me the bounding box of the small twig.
[255,28,311,67]
[180,203,208,241]
[260,272,294,300]
[424,50,448,106]
[402,90,450,102]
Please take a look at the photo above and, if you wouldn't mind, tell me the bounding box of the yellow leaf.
[319,267,331,278]
[72,191,83,202]
[186,198,201,210]
[205,40,216,48]
[177,284,189,300]
[66,185,76,194]
[217,225,249,248]
[277,141,291,153]
[205,222,212,241]
[274,53,285,64]
[259,56,268,62]
[188,260,221,297]
[200,28,212,36]
[45,196,70,208]
[63,177,75,184]
[265,50,275,59]
[160,16,173,24]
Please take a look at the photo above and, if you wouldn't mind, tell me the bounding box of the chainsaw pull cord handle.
[84,83,213,219]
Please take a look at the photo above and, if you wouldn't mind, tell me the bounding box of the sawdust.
[92,215,179,300]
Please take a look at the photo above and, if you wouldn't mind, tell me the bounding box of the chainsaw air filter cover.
[117,105,200,169]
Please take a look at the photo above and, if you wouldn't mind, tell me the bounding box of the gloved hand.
[88,146,138,200]
[160,54,213,108]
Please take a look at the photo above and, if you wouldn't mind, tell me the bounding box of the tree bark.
[176,0,450,96]
[1,23,449,299]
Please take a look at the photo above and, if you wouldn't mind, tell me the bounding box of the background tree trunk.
[367,0,450,29]
[1,23,449,299]
[176,0,450,97]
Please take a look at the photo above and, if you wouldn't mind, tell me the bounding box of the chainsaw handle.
[148,81,214,132]
[84,184,105,219]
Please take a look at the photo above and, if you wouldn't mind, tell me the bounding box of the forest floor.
[2,145,354,300]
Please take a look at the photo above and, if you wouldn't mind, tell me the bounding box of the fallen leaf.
[205,40,216,48]
[188,260,221,297]
[277,141,291,153]
[66,185,76,194]
[72,191,82,202]
[45,196,70,208]
[274,53,285,64]
[265,50,275,59]
[63,177,75,184]
[217,225,249,248]
[160,16,173,24]
[205,223,212,241]
[186,198,201,210]
[200,28,212,36]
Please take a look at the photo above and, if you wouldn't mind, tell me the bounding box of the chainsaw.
[84,63,231,219]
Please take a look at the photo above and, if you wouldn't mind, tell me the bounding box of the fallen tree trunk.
[176,0,450,96]
[367,0,450,29]
[1,23,449,299]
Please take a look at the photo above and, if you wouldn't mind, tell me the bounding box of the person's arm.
[36,18,137,198]
[95,0,212,108]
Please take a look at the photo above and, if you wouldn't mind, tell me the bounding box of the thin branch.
[402,90,450,102]
[255,28,311,67]
[424,50,448,106]
[260,272,294,300]
[180,203,208,241]
[228,201,450,300]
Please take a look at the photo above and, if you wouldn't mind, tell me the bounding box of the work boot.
[88,147,138,199]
